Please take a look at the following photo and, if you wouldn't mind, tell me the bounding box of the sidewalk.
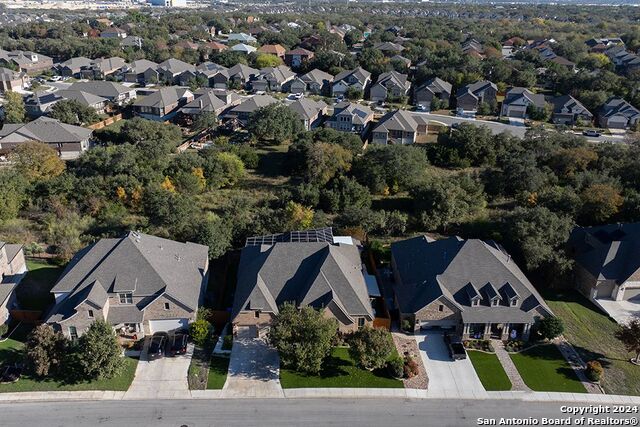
[492,340,530,392]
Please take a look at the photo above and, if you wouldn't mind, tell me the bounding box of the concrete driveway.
[124,339,194,399]
[414,331,486,398]
[222,327,284,398]
[595,298,640,324]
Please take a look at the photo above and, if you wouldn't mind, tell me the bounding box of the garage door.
[624,287,640,301]
[419,319,457,330]
[148,318,188,334]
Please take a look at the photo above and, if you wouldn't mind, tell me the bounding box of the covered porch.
[108,305,145,343]
[461,309,534,341]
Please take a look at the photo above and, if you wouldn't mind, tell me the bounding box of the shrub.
[189,319,211,346]
[348,327,395,370]
[386,356,404,379]
[24,324,68,377]
[76,320,123,380]
[538,316,565,340]
[401,319,413,333]
[586,360,604,382]
[403,357,419,378]
[222,334,233,350]
[0,323,8,337]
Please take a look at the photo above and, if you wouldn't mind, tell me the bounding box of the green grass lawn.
[510,344,586,393]
[544,290,640,396]
[16,260,64,311]
[467,350,512,391]
[207,356,230,389]
[279,347,403,389]
[0,338,137,392]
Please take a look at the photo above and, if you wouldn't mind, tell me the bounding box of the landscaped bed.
[467,350,512,391]
[510,344,586,393]
[207,356,230,389]
[279,347,404,389]
[544,290,640,396]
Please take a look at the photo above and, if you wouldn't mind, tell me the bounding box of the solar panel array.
[245,227,334,246]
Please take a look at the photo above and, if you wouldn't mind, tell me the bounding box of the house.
[57,90,109,114]
[196,62,230,88]
[598,97,640,129]
[288,98,328,130]
[250,65,296,92]
[391,236,552,340]
[24,92,64,117]
[374,42,405,56]
[462,38,485,59]
[371,109,429,145]
[121,59,159,85]
[0,116,93,160]
[325,101,374,136]
[100,27,127,39]
[413,77,452,109]
[257,44,286,59]
[175,40,199,51]
[133,87,194,121]
[230,43,257,54]
[331,67,371,97]
[369,70,410,103]
[227,63,260,88]
[231,228,375,333]
[500,87,546,119]
[203,41,228,55]
[390,55,411,68]
[82,57,127,79]
[551,95,593,126]
[0,67,28,92]
[68,81,136,105]
[56,57,93,78]
[180,88,240,118]
[224,94,278,124]
[120,36,143,49]
[586,37,624,53]
[568,223,640,310]
[228,33,257,44]
[45,231,209,339]
[289,69,333,95]
[284,48,314,68]
[0,242,26,326]
[157,58,196,84]
[455,80,498,112]
[0,50,53,75]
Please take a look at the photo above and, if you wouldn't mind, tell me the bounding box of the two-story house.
[288,98,328,131]
[133,87,194,121]
[371,110,429,145]
[289,69,334,95]
[455,80,498,112]
[331,67,372,97]
[325,102,374,136]
[284,48,315,68]
[0,242,26,326]
[500,87,546,119]
[250,65,296,93]
[551,95,593,126]
[413,77,452,110]
[598,97,640,129]
[369,71,410,103]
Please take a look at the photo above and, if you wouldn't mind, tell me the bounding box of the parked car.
[444,332,467,360]
[168,333,188,357]
[416,104,428,112]
[148,333,168,359]
[582,129,601,137]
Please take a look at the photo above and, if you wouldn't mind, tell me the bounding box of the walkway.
[221,327,284,398]
[492,340,530,392]
[555,337,602,394]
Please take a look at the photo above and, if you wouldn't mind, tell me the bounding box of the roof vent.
[131,231,141,243]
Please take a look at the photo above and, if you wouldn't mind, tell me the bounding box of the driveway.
[414,331,486,397]
[594,298,640,324]
[124,339,194,399]
[222,327,284,398]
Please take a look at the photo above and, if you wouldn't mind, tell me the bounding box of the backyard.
[544,290,640,396]
[15,260,63,311]
[279,347,404,389]
[467,350,512,391]
[510,344,586,393]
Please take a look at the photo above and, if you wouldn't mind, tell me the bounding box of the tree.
[579,183,623,223]
[348,326,395,370]
[246,104,304,144]
[537,316,565,341]
[49,99,99,125]
[285,201,314,230]
[193,216,232,259]
[76,320,122,380]
[3,91,25,123]
[293,141,353,186]
[353,145,429,194]
[269,303,337,374]
[189,318,211,346]
[24,325,68,377]
[0,170,28,223]
[616,319,640,364]
[254,53,283,68]
[202,151,246,189]
[192,111,217,132]
[9,141,65,181]
[345,86,363,100]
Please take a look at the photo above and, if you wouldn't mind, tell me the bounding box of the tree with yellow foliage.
[9,141,65,181]
[161,176,176,193]
[285,201,314,230]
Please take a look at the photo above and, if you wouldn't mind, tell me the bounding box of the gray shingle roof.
[288,98,327,121]
[56,90,108,107]
[229,94,278,114]
[300,68,333,85]
[133,87,191,108]
[68,81,133,99]
[0,116,92,144]
[503,87,546,109]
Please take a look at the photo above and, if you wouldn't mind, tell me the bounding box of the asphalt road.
[0,398,634,427]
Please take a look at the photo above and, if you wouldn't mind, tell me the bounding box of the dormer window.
[472,299,480,307]
[511,298,518,307]
[491,298,500,307]
[119,293,133,304]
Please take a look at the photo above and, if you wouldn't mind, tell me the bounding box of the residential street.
[0,398,634,427]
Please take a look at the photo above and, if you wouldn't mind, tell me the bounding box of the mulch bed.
[392,333,428,390]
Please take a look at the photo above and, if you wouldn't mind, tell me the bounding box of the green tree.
[348,326,395,370]
[189,318,211,346]
[192,111,217,132]
[537,317,565,341]
[202,151,246,189]
[49,99,99,125]
[3,91,25,123]
[9,141,65,181]
[24,324,68,377]
[353,145,429,194]
[254,53,283,68]
[247,104,304,144]
[579,183,623,223]
[615,319,640,364]
[0,170,28,223]
[269,303,337,375]
[295,141,353,186]
[285,201,314,230]
[193,216,232,259]
[76,320,123,380]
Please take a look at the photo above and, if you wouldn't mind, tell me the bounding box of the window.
[254,310,261,318]
[88,310,94,319]
[119,293,133,304]
[164,302,170,310]
[472,299,479,307]
[511,298,518,307]
[438,304,444,312]
[357,318,365,328]
[69,326,78,341]
[492,298,499,307]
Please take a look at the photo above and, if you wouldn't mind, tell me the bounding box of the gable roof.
[332,102,374,124]
[133,87,192,109]
[288,98,327,121]
[230,94,278,114]
[228,63,259,81]
[373,109,427,133]
[551,95,592,117]
[46,231,208,323]
[0,116,92,144]
[600,97,640,120]
[255,65,295,84]
[56,89,108,107]
[334,67,371,85]
[300,68,334,85]
[503,87,546,109]
[157,58,196,75]
[456,80,497,99]
[375,70,409,90]
[127,59,158,74]
[68,81,132,99]
[180,88,229,114]
[416,77,452,95]
[257,44,286,56]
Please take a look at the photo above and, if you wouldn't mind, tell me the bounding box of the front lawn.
[279,347,403,389]
[207,356,230,389]
[510,344,586,393]
[0,338,138,392]
[467,350,512,391]
[16,260,64,311]
[544,290,640,395]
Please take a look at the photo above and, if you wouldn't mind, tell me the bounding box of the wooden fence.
[87,114,123,130]
[10,310,43,323]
